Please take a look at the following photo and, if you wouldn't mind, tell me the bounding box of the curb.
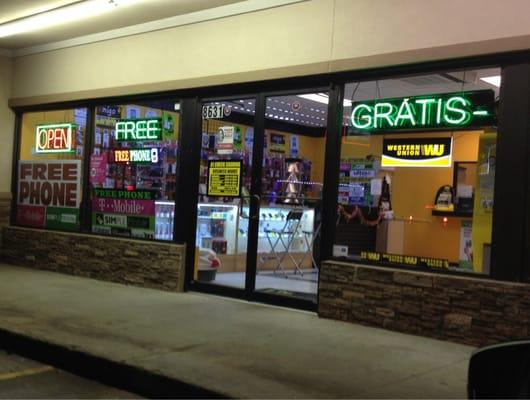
[0,327,226,399]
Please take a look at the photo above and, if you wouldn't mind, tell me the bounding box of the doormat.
[259,288,317,302]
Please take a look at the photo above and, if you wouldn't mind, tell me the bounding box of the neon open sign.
[349,90,495,133]
[115,118,162,141]
[35,123,75,154]
[114,148,159,164]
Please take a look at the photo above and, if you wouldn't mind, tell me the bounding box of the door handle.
[249,195,261,221]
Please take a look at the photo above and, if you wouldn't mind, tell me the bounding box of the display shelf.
[195,202,316,256]
[432,210,473,218]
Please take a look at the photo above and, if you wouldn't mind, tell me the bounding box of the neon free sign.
[115,118,162,141]
[35,123,75,154]
[349,90,495,132]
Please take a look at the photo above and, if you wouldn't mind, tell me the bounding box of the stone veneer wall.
[1,226,185,292]
[0,193,11,228]
[319,261,530,347]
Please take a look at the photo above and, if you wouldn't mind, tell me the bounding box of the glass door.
[253,92,328,304]
[193,98,256,290]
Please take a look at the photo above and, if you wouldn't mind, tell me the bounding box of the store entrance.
[191,92,327,308]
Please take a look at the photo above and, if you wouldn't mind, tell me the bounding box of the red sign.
[16,205,45,228]
[35,123,74,153]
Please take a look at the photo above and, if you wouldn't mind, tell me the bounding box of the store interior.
[195,93,327,302]
[336,67,500,274]
[16,67,500,303]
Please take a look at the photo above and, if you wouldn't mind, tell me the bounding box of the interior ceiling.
[0,0,245,49]
[201,68,501,130]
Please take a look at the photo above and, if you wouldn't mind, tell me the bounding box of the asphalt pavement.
[0,349,139,399]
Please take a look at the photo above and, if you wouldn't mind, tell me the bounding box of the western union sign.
[381,137,452,167]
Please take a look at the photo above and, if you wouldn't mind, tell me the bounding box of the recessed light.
[480,75,501,87]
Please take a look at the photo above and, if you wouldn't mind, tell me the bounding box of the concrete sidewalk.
[0,264,473,398]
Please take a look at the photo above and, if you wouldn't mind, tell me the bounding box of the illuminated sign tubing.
[115,118,162,141]
[349,90,494,131]
[35,123,75,153]
[114,148,159,164]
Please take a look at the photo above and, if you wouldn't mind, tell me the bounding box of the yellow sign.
[207,160,242,197]
[381,137,453,167]
[360,251,449,269]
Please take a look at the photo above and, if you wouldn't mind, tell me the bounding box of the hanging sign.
[361,251,449,269]
[115,118,162,141]
[382,137,452,167]
[113,148,159,164]
[207,160,242,197]
[17,160,81,230]
[349,90,495,133]
[35,123,75,154]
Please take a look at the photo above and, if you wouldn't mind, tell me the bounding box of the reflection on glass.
[89,102,179,241]
[335,67,499,275]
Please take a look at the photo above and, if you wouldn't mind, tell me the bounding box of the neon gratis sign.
[349,90,495,132]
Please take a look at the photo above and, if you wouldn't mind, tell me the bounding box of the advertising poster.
[89,154,107,186]
[17,160,81,231]
[459,220,473,269]
[162,111,175,140]
[269,132,286,154]
[217,126,234,155]
[233,126,243,151]
[244,127,254,150]
[290,135,299,157]
[91,188,155,239]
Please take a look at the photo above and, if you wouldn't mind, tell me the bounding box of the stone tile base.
[1,226,185,292]
[319,261,530,347]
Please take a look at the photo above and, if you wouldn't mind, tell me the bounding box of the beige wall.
[10,0,530,105]
[0,56,14,193]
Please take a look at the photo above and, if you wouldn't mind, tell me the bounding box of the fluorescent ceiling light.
[480,75,501,88]
[0,0,139,38]
[297,93,352,107]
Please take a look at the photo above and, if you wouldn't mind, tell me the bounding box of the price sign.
[207,160,242,197]
[202,105,225,119]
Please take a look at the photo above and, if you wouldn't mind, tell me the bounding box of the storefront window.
[334,68,499,274]
[89,101,180,241]
[16,108,87,231]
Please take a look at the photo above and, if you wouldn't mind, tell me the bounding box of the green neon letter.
[374,102,394,128]
[121,121,135,140]
[115,121,125,140]
[415,98,436,125]
[394,99,416,127]
[444,96,471,125]
[147,119,161,139]
[136,120,147,139]
[351,104,373,129]
[436,98,443,124]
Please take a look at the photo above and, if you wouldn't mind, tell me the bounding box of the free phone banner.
[207,160,242,197]
[17,160,82,230]
[382,137,453,167]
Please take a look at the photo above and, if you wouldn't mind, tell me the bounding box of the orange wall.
[341,131,483,264]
